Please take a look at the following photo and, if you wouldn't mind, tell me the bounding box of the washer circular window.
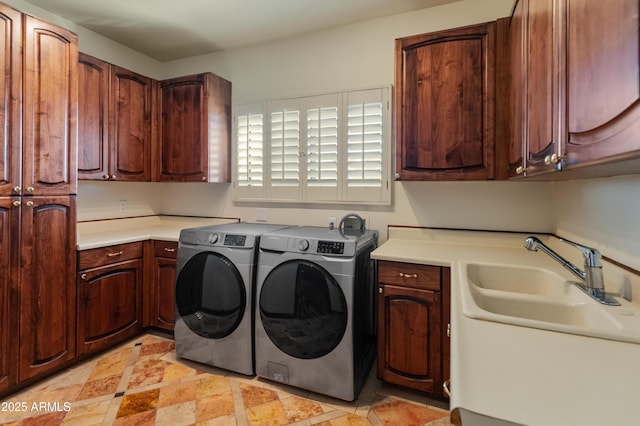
[175,252,246,339]
[259,260,347,359]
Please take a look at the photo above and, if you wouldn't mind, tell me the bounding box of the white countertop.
[372,227,640,426]
[77,215,239,250]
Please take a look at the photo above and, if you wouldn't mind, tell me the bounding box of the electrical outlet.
[328,217,337,229]
[119,200,127,212]
[256,208,267,222]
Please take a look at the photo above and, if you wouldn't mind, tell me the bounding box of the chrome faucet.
[524,236,620,306]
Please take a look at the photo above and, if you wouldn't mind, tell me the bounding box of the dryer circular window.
[175,251,246,339]
[259,259,348,359]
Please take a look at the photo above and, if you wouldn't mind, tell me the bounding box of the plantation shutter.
[344,87,390,203]
[234,103,265,199]
[269,99,301,200]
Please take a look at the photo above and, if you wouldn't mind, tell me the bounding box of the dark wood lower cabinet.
[151,240,178,332]
[77,242,143,356]
[19,197,77,382]
[377,261,450,397]
[0,199,19,393]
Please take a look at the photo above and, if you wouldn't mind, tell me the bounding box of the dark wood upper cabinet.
[78,57,154,181]
[157,73,231,182]
[110,66,153,181]
[510,0,640,177]
[563,0,640,168]
[0,4,21,197]
[78,53,110,180]
[22,15,78,195]
[395,22,497,180]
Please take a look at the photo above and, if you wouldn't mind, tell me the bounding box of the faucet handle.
[559,238,602,268]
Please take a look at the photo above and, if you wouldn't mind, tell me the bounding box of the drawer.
[154,240,178,258]
[78,241,144,270]
[378,260,441,291]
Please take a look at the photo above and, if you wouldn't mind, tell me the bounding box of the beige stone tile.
[61,399,111,425]
[155,400,196,425]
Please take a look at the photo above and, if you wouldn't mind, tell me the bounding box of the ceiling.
[27,0,456,62]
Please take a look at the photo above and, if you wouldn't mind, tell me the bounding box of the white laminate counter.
[372,227,640,426]
[77,215,239,250]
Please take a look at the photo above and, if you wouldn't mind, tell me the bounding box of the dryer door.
[259,259,347,359]
[176,252,246,339]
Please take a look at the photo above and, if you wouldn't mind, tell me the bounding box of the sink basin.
[459,262,640,344]
[466,263,573,297]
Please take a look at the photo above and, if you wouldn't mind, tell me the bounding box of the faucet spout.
[524,236,619,306]
[524,237,585,282]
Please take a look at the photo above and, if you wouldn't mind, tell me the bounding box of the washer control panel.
[317,240,344,254]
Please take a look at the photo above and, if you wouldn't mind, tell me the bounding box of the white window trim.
[233,85,392,206]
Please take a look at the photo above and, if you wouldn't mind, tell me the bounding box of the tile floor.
[0,333,451,425]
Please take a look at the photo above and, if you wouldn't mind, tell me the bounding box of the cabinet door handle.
[107,251,123,257]
[25,200,34,207]
[399,272,418,278]
[378,286,383,294]
[13,186,21,193]
[443,380,451,397]
[164,247,176,253]
[80,273,87,280]
[102,174,109,180]
[26,186,34,193]
[12,200,21,207]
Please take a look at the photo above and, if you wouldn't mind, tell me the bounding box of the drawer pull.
[399,272,418,278]
[107,251,123,257]
[164,247,176,253]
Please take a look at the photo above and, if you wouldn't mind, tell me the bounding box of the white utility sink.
[460,262,640,344]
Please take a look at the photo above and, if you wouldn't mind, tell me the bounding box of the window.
[233,86,391,205]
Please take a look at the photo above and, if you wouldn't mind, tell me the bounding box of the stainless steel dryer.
[174,222,292,375]
[255,226,378,401]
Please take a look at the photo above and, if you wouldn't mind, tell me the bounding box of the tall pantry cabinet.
[0,1,78,390]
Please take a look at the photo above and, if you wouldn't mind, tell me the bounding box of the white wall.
[552,175,640,271]
[73,0,555,241]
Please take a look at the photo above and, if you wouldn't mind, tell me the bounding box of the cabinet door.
[110,65,152,181]
[395,22,496,180]
[23,16,78,195]
[0,198,19,393]
[154,256,177,331]
[78,53,110,180]
[19,196,76,381]
[158,73,231,182]
[77,259,142,355]
[508,0,526,177]
[564,0,640,166]
[377,284,442,393]
[523,0,560,175]
[0,5,21,197]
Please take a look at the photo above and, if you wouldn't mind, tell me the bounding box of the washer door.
[176,252,245,339]
[259,259,347,359]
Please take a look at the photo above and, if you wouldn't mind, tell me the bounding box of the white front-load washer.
[255,226,378,401]
[174,222,293,375]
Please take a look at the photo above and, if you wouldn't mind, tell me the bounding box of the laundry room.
[2,0,640,425]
